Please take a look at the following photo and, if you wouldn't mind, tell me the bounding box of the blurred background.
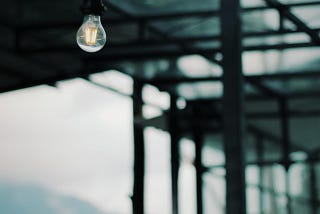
[0,0,320,213]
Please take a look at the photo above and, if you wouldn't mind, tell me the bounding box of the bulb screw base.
[80,0,107,16]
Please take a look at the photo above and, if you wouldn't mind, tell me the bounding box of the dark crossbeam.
[19,28,320,54]
[17,1,320,31]
[248,124,306,160]
[147,70,320,86]
[187,90,320,103]
[247,70,320,82]
[0,73,77,94]
[105,1,132,18]
[208,171,320,206]
[248,109,320,119]
[0,50,58,79]
[265,0,320,45]
[81,42,316,62]
[206,155,320,169]
[247,79,286,98]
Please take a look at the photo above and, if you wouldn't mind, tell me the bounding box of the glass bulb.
[76,15,106,52]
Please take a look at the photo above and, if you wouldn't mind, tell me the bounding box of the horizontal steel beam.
[17,1,320,31]
[88,79,132,98]
[178,102,320,119]
[265,0,320,45]
[206,156,320,168]
[147,70,320,85]
[248,109,320,119]
[187,89,320,103]
[0,68,102,94]
[0,75,73,93]
[19,27,320,54]
[0,49,59,80]
[249,124,306,151]
[82,42,317,61]
[208,171,320,206]
[247,79,286,98]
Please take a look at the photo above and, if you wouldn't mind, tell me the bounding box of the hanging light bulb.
[76,0,107,53]
[77,15,106,52]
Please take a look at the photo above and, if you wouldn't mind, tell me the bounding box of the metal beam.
[194,132,204,214]
[206,155,320,169]
[248,109,320,119]
[188,108,320,120]
[0,49,58,79]
[265,0,320,45]
[0,66,27,80]
[18,1,320,31]
[168,95,180,214]
[279,99,291,169]
[209,170,320,206]
[248,124,305,154]
[19,30,320,54]
[279,98,292,214]
[105,1,132,18]
[86,79,167,111]
[103,0,206,63]
[82,41,316,62]
[88,79,132,98]
[0,76,65,94]
[18,10,220,31]
[244,41,315,51]
[310,162,318,214]
[0,66,106,94]
[187,89,320,104]
[148,70,320,86]
[193,105,204,214]
[85,47,219,61]
[15,1,320,58]
[247,79,286,98]
[132,80,145,214]
[255,134,265,213]
[221,0,247,213]
[246,183,320,206]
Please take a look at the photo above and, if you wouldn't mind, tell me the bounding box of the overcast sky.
[0,71,292,213]
[0,77,204,214]
[0,78,135,213]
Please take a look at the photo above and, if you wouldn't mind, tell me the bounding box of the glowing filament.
[85,26,98,45]
[76,14,106,52]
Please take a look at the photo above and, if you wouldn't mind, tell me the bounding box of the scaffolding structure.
[1,0,320,213]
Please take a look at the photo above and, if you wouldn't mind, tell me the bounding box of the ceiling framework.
[8,1,320,55]
[0,1,318,94]
[1,0,320,106]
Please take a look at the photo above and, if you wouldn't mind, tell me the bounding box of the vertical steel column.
[168,95,180,214]
[221,0,247,213]
[256,134,265,213]
[279,99,290,169]
[310,162,318,214]
[195,133,204,214]
[279,12,285,32]
[132,80,145,214]
[193,107,204,214]
[279,99,291,214]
